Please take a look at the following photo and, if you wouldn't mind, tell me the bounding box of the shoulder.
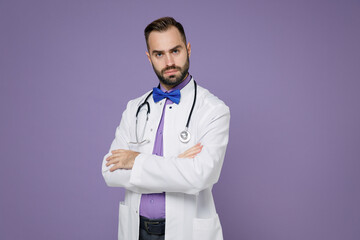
[194,83,230,133]
[122,90,153,119]
[126,90,153,108]
[196,84,230,116]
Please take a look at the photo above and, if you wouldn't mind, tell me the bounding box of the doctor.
[102,17,230,240]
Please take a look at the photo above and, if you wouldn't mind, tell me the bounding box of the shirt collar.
[160,73,192,93]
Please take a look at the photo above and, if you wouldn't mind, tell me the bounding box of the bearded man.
[102,16,230,240]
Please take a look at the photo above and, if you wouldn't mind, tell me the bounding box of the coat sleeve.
[101,101,154,193]
[129,101,230,195]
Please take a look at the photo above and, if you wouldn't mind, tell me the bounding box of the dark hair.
[144,17,187,50]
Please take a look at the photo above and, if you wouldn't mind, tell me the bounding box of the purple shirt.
[139,74,192,219]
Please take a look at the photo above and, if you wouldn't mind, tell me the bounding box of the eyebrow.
[151,45,183,55]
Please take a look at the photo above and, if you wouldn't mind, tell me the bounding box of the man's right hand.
[178,143,203,158]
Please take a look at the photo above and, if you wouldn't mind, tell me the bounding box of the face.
[146,26,191,90]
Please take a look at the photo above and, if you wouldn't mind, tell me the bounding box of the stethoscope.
[129,80,197,145]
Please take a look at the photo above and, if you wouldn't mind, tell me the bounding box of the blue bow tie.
[152,87,181,104]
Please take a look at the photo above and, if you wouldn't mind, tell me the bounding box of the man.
[102,17,230,240]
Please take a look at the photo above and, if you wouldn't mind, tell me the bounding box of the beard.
[152,56,190,88]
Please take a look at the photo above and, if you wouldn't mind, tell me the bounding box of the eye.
[156,53,163,57]
[172,49,179,54]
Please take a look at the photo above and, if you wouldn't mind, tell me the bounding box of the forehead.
[147,26,185,51]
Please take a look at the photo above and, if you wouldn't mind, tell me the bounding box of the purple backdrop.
[1,0,359,239]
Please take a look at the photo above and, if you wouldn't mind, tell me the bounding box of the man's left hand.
[106,149,140,172]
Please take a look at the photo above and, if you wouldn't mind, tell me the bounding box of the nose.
[165,53,175,67]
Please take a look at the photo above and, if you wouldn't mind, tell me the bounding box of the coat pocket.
[192,214,223,240]
[118,202,130,240]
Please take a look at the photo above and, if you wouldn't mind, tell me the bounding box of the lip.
[164,69,178,75]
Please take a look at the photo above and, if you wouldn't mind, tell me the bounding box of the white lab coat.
[102,78,230,240]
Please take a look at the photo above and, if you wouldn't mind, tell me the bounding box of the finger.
[182,145,203,156]
[184,152,198,159]
[106,157,121,167]
[184,143,201,152]
[194,143,202,148]
[111,149,124,154]
[110,160,127,171]
[110,164,119,172]
[106,155,116,161]
[106,152,124,161]
[106,153,117,161]
[180,146,203,158]
[187,143,201,151]
[182,145,201,154]
[110,162,131,172]
[179,151,199,159]
[178,143,203,158]
[110,163,124,172]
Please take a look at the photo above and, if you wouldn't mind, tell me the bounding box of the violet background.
[1,0,359,239]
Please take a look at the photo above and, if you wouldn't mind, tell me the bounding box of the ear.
[187,42,191,57]
[146,51,152,64]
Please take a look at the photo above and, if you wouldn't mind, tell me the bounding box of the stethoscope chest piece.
[179,128,191,143]
[132,80,197,145]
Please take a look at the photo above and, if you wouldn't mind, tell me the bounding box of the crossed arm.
[102,99,230,194]
[105,143,204,172]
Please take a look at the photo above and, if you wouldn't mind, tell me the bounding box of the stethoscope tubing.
[133,80,197,144]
